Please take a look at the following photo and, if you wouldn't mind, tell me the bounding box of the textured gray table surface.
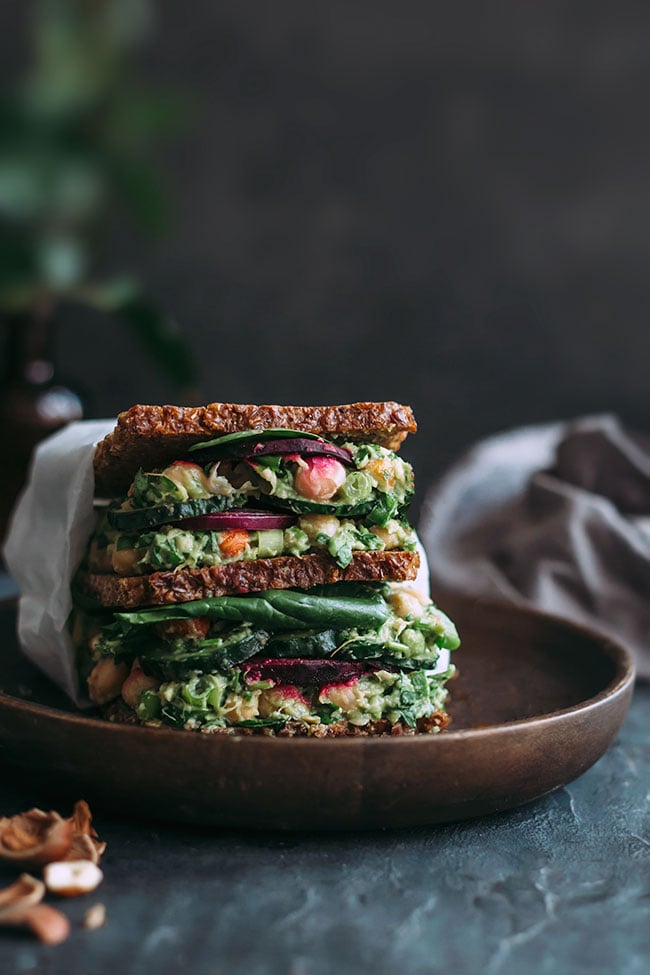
[0,686,648,975]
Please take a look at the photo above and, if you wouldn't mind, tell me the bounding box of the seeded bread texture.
[94,401,417,496]
[75,549,420,609]
[103,699,449,736]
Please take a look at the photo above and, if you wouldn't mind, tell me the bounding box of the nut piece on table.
[44,860,104,897]
[0,873,70,945]
[0,810,74,868]
[0,873,44,916]
[83,902,107,930]
[22,905,71,945]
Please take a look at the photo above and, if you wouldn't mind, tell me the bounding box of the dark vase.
[0,309,84,543]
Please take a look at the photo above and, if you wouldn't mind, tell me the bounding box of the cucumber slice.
[335,640,438,670]
[107,495,243,532]
[264,628,429,665]
[140,628,269,679]
[262,495,377,518]
[188,428,322,459]
[265,628,345,658]
[337,640,386,659]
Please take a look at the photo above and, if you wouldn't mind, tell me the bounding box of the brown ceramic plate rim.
[0,595,635,745]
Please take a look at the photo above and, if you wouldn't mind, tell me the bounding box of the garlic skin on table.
[44,860,104,897]
[0,800,106,869]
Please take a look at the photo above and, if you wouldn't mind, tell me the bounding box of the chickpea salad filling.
[73,583,459,732]
[75,409,461,736]
[89,515,416,575]
[110,439,414,523]
[83,432,416,574]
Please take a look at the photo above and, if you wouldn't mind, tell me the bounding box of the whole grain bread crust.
[76,549,420,609]
[102,699,449,736]
[94,401,417,496]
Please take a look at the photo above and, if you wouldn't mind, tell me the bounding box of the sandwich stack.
[72,402,460,736]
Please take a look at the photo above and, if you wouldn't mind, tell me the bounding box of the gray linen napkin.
[419,415,650,679]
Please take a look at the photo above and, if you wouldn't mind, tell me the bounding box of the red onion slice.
[179,510,296,531]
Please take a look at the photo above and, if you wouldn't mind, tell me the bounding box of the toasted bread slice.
[94,401,416,496]
[103,698,449,736]
[76,549,420,609]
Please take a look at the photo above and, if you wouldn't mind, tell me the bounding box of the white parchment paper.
[3,420,114,705]
[3,419,435,703]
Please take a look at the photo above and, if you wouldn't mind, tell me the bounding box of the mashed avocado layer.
[88,514,416,575]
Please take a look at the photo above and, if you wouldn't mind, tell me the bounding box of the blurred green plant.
[0,0,197,390]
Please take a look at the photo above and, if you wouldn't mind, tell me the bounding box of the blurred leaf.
[26,12,112,118]
[0,156,49,220]
[0,0,196,388]
[116,297,198,390]
[25,0,154,119]
[76,277,138,310]
[0,151,105,223]
[77,279,198,390]
[0,231,39,307]
[37,233,86,289]
[108,154,170,235]
[106,86,191,145]
[103,0,153,47]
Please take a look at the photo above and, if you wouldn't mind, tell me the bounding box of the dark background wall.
[4,1,650,512]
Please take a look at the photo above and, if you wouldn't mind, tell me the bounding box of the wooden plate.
[0,594,634,830]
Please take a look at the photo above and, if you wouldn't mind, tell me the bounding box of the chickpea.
[298,514,341,543]
[369,519,403,549]
[121,662,160,710]
[294,456,347,501]
[111,547,140,576]
[387,587,429,620]
[88,634,101,655]
[319,681,364,711]
[258,688,310,719]
[366,458,397,491]
[87,658,130,705]
[223,690,261,722]
[164,462,212,499]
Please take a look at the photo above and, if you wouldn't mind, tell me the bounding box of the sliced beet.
[189,428,322,455]
[241,657,372,686]
[247,439,353,465]
[190,435,353,465]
